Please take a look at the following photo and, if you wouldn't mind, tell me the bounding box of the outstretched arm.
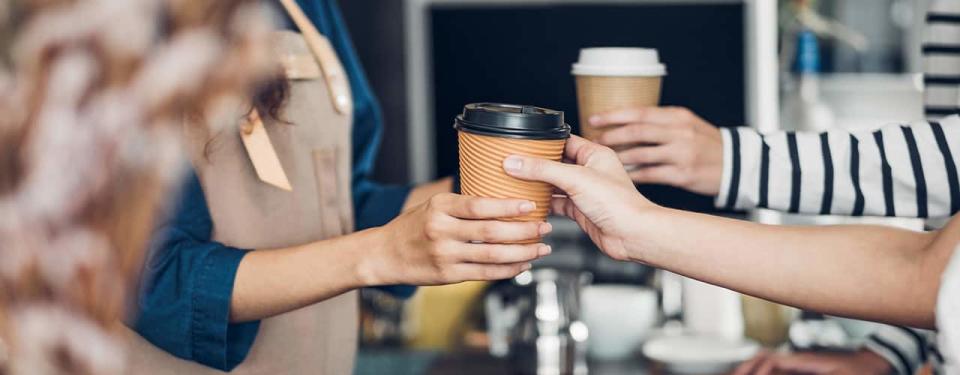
[136,173,550,371]
[587,107,960,218]
[632,203,948,328]
[503,136,956,328]
[231,193,551,322]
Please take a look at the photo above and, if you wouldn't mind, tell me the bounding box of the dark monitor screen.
[430,2,745,213]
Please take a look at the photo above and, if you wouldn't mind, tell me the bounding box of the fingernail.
[503,156,523,173]
[539,222,553,235]
[522,263,533,271]
[539,245,552,256]
[519,201,535,212]
[588,115,601,126]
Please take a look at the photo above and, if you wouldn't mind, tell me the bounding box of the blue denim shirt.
[132,0,414,370]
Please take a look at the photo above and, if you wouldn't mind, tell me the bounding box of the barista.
[127,0,550,373]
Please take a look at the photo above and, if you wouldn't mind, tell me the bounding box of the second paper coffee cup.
[454,103,571,232]
[572,47,666,142]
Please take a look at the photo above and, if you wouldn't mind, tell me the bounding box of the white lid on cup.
[572,47,667,77]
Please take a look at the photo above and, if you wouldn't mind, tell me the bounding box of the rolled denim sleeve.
[132,171,259,371]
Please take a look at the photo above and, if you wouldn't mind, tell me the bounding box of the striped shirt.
[864,324,940,375]
[924,1,960,118]
[714,2,960,373]
[716,117,960,218]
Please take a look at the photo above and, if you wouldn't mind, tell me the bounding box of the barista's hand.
[368,193,552,285]
[732,350,892,375]
[589,106,723,196]
[502,136,656,261]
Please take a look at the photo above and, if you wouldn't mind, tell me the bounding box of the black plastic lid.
[453,103,571,140]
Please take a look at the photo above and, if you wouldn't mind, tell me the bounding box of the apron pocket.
[312,147,345,238]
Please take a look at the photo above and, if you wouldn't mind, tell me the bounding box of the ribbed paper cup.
[458,131,565,222]
[454,103,571,244]
[572,48,666,144]
[576,75,662,143]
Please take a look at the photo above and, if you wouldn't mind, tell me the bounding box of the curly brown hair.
[202,72,289,158]
[252,71,290,123]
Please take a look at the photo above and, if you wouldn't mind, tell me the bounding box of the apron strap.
[239,1,352,191]
[277,0,353,115]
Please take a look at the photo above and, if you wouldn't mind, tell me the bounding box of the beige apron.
[125,30,358,374]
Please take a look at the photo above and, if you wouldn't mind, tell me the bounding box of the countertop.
[356,349,662,375]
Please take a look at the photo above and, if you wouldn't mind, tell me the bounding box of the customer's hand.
[369,193,552,285]
[732,350,892,375]
[502,136,656,261]
[588,106,723,196]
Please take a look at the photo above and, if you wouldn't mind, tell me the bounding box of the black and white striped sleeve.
[863,325,937,375]
[924,0,960,119]
[714,115,960,218]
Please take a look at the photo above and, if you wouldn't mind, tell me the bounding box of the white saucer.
[642,334,760,374]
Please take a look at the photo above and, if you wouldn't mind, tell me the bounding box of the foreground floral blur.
[0,1,274,374]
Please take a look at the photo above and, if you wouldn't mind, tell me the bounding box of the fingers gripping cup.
[572,47,667,143]
[454,103,571,236]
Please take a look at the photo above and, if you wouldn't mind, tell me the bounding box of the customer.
[587,109,959,218]
[581,2,960,372]
[501,135,960,372]
[588,5,960,218]
[127,0,550,373]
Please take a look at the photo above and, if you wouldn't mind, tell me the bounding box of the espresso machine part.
[537,217,654,285]
[486,268,590,375]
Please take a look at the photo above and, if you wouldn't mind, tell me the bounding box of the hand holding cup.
[455,103,571,242]
[372,193,554,286]
[573,47,666,144]
[588,106,724,196]
[502,136,657,262]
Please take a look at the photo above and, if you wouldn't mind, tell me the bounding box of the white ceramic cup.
[682,277,745,341]
[580,285,659,360]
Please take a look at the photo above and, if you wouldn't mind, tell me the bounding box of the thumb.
[503,155,588,195]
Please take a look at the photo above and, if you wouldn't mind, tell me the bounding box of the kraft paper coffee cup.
[572,48,666,143]
[454,103,570,242]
